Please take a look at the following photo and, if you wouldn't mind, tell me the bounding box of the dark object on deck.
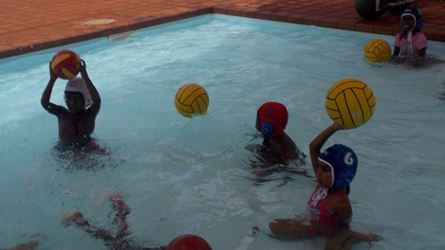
[355,0,414,20]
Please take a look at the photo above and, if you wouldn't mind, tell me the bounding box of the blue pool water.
[1,14,445,250]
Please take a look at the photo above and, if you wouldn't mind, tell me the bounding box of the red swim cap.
[256,102,288,137]
[167,234,212,250]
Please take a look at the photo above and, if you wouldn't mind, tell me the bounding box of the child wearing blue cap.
[269,123,380,248]
[392,5,427,65]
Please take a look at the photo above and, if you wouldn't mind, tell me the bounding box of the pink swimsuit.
[307,187,341,226]
[395,31,427,57]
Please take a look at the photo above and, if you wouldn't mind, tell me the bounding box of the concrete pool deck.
[0,0,444,59]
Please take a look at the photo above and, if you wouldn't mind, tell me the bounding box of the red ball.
[50,50,80,79]
[167,234,212,250]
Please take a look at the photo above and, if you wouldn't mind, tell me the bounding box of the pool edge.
[1,6,444,59]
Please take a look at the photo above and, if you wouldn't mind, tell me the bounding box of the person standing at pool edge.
[41,59,102,151]
[269,123,380,249]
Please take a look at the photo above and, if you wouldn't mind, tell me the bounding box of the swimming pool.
[1,14,444,249]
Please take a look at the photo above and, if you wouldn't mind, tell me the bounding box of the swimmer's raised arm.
[309,123,343,173]
[79,59,101,114]
[41,62,66,116]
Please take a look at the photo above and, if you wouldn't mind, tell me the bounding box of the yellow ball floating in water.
[175,83,209,118]
[325,78,376,128]
[363,38,392,64]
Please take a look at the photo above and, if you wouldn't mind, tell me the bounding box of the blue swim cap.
[401,6,423,30]
[319,144,358,189]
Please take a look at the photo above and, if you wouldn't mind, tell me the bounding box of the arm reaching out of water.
[41,62,66,116]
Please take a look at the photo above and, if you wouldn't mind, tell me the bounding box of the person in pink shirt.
[392,6,429,66]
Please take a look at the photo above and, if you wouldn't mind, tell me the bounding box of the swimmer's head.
[318,144,358,189]
[64,77,92,113]
[256,102,288,138]
[400,6,423,31]
[64,91,85,114]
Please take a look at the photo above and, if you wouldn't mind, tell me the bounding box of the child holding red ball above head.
[246,102,307,179]
[41,59,102,153]
[269,123,380,249]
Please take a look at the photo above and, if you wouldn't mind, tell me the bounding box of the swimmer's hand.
[48,62,57,80]
[330,122,345,131]
[110,193,131,215]
[348,230,383,243]
[79,59,87,76]
[390,55,404,64]
[367,232,382,242]
[61,210,86,227]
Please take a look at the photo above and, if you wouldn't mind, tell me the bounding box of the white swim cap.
[65,77,93,107]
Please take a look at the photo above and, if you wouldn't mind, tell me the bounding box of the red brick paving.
[0,0,444,58]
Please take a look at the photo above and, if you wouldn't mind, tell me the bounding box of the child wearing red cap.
[255,102,303,162]
[246,102,306,179]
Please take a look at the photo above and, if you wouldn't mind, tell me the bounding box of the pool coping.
[1,4,444,59]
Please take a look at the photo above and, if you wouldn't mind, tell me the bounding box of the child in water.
[391,5,432,67]
[41,59,102,152]
[64,193,165,250]
[269,123,380,249]
[246,102,306,179]
[64,194,212,250]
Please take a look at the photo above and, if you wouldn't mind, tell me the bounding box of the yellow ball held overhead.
[363,38,392,64]
[175,83,209,118]
[50,50,81,79]
[325,78,376,129]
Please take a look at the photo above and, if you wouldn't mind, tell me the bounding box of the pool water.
[0,14,444,250]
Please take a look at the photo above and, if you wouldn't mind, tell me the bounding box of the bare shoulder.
[328,190,351,215]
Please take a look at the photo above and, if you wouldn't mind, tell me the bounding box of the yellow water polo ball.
[175,83,209,118]
[363,38,392,64]
[325,78,376,128]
